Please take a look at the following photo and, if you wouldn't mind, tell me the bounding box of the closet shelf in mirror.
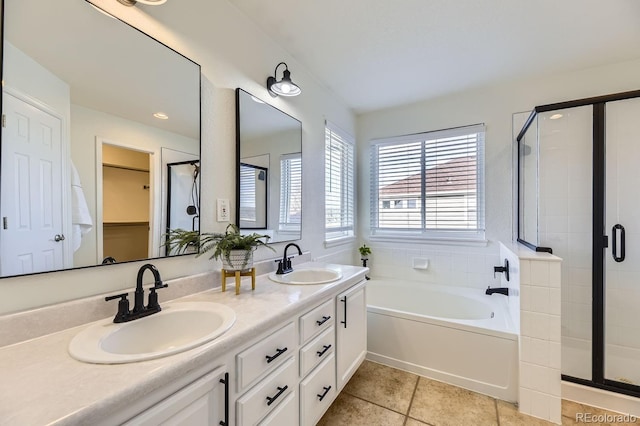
[103,222,150,227]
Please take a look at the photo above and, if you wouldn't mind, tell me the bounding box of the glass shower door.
[604,97,640,387]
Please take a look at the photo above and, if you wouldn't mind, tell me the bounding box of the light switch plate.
[217,198,230,222]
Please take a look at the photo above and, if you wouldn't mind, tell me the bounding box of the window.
[370,124,485,240]
[239,164,257,223]
[325,122,355,242]
[279,153,302,232]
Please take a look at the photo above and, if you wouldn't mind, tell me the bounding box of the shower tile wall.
[537,106,593,381]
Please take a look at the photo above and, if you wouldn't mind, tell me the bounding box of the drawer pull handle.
[219,372,229,426]
[316,344,332,357]
[265,347,288,364]
[340,296,347,328]
[266,385,288,406]
[316,315,331,326]
[317,385,332,402]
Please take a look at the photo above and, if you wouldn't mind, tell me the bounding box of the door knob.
[54,234,65,242]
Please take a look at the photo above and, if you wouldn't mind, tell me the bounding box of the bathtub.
[366,279,519,401]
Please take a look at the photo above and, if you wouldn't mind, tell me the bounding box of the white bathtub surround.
[366,279,518,401]
[363,240,502,290]
[501,242,563,424]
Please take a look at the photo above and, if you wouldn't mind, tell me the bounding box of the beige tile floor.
[318,360,639,425]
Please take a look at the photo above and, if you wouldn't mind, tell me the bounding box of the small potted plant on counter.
[165,224,274,271]
[358,244,371,262]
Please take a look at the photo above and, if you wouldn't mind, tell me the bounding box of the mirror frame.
[0,0,203,278]
[235,88,302,242]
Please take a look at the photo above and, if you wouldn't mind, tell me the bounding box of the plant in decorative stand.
[164,224,274,294]
[358,244,371,265]
[358,244,372,280]
[165,224,272,268]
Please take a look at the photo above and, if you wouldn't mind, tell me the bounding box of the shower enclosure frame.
[516,88,640,398]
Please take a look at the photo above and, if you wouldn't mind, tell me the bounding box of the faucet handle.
[274,259,284,275]
[105,293,130,323]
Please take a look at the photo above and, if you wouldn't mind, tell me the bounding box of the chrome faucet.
[275,243,302,274]
[105,263,168,323]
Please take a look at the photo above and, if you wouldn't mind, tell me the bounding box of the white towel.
[71,162,93,252]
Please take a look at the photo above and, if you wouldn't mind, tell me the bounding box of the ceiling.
[227,0,640,114]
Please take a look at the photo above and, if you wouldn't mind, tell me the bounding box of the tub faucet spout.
[485,286,509,296]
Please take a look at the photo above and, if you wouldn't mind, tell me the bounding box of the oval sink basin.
[69,301,235,364]
[269,268,342,285]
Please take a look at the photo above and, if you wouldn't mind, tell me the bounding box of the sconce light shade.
[267,62,301,97]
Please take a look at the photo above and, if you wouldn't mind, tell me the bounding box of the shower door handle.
[612,224,625,262]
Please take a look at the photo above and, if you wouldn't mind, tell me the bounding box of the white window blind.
[325,122,355,241]
[239,164,256,223]
[279,153,302,232]
[370,124,485,240]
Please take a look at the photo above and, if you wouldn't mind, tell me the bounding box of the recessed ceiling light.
[549,113,563,120]
[153,112,169,120]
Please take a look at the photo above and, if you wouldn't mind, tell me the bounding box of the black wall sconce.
[266,62,301,97]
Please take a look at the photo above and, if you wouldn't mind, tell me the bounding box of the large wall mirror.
[0,0,201,278]
[236,89,302,243]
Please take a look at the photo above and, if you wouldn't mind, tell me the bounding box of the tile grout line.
[495,398,501,426]
[342,391,412,418]
[403,375,422,425]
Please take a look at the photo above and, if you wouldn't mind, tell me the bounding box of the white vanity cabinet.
[123,365,230,426]
[336,280,367,390]
[101,275,367,426]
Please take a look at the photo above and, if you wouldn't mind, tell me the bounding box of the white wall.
[0,0,355,314]
[357,57,640,288]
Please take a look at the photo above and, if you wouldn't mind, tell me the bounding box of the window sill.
[369,234,488,247]
[324,236,356,248]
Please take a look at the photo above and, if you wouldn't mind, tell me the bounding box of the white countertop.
[0,262,367,426]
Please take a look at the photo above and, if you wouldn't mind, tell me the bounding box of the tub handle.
[340,296,347,328]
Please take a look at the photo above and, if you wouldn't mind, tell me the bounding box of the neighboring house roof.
[380,156,477,196]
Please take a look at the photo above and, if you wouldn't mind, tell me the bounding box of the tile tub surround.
[501,242,563,424]
[319,360,626,425]
[0,262,364,425]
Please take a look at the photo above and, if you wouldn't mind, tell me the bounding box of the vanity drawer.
[237,356,296,426]
[299,300,334,344]
[299,326,334,378]
[237,322,296,390]
[300,353,336,426]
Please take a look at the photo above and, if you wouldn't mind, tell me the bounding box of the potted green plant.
[164,224,274,271]
[358,244,372,261]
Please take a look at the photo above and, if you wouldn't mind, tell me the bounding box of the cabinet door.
[336,281,367,390]
[124,366,229,426]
